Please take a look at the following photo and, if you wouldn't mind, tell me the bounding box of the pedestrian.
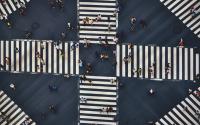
[108,106,113,112]
[123,56,128,63]
[0,64,5,70]
[100,53,109,60]
[188,89,192,94]
[148,66,154,76]
[149,89,155,95]
[80,97,87,103]
[100,107,106,113]
[36,52,41,58]
[130,16,137,25]
[108,23,111,32]
[106,107,109,114]
[166,63,171,68]
[83,38,90,48]
[139,19,147,28]
[98,36,102,44]
[40,112,47,120]
[80,75,86,83]
[86,63,92,74]
[41,43,45,50]
[0,12,6,20]
[147,121,154,125]
[128,52,132,58]
[112,60,117,69]
[107,16,110,22]
[129,44,133,49]
[25,31,32,38]
[19,1,26,8]
[56,0,64,10]
[64,74,70,78]
[194,91,200,97]
[165,67,170,75]
[89,18,94,24]
[178,38,184,47]
[19,7,26,16]
[0,111,10,123]
[130,16,136,31]
[75,43,79,48]
[88,79,92,85]
[5,57,10,65]
[49,105,56,113]
[9,83,16,91]
[79,59,83,67]
[113,36,118,44]
[4,18,12,28]
[110,79,115,84]
[137,67,142,76]
[70,43,74,50]
[196,73,200,80]
[21,117,31,125]
[183,106,188,112]
[196,110,200,114]
[132,68,136,75]
[113,7,119,16]
[48,0,56,9]
[95,14,101,22]
[67,22,73,30]
[104,35,108,46]
[190,6,198,17]
[82,18,87,25]
[41,59,45,65]
[61,32,66,40]
[48,84,58,92]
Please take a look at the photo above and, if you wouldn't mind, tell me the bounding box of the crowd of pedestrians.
[0,0,27,28]
[48,0,64,10]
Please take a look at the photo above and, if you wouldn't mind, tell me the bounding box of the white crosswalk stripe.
[160,0,200,39]
[0,0,30,20]
[0,90,36,125]
[155,87,200,125]
[78,0,118,45]
[0,40,79,75]
[79,75,118,125]
[116,44,200,81]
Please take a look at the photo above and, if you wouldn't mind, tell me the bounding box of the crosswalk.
[78,0,118,44]
[0,40,79,75]
[79,75,118,125]
[160,0,200,39]
[155,87,200,125]
[116,44,200,81]
[0,0,30,20]
[0,90,36,125]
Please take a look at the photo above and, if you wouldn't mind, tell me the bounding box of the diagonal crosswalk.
[155,87,200,125]
[78,0,118,44]
[160,0,200,39]
[0,0,30,20]
[0,40,79,75]
[79,75,118,125]
[116,44,200,81]
[0,90,36,125]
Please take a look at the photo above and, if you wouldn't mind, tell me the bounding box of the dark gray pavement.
[0,72,78,125]
[118,0,200,48]
[118,78,200,125]
[0,0,77,41]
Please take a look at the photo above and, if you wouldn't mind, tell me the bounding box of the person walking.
[9,83,16,91]
[178,38,184,47]
[49,105,56,113]
[79,59,83,67]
